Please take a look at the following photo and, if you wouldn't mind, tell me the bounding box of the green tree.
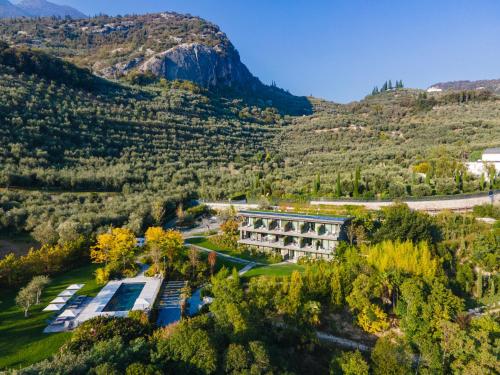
[336,172,342,197]
[353,166,361,198]
[27,275,50,304]
[224,343,250,374]
[16,284,36,317]
[371,335,412,375]
[331,350,369,375]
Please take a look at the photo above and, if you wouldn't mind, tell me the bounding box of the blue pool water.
[103,282,145,312]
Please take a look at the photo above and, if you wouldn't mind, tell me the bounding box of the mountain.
[0,0,29,17]
[16,0,86,18]
[0,12,311,115]
[0,0,85,19]
[428,78,500,94]
[0,12,498,200]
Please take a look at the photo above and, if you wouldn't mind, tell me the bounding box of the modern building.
[238,210,350,260]
[466,147,500,178]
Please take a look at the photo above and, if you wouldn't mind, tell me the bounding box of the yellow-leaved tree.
[145,226,167,274]
[91,228,136,271]
[361,240,438,280]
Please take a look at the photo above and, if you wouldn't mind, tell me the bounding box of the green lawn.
[242,263,305,279]
[197,250,245,272]
[0,264,100,370]
[186,237,273,264]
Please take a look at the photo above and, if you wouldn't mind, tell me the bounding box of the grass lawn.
[242,263,305,279]
[197,250,245,272]
[0,264,100,370]
[186,237,273,264]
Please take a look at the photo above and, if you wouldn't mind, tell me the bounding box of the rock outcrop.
[138,42,258,89]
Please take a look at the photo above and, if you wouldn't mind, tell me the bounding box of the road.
[201,191,499,213]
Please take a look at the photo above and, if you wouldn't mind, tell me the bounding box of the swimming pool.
[102,282,145,312]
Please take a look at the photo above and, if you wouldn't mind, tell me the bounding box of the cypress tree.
[476,273,483,298]
[381,81,388,91]
[336,172,342,197]
[388,80,393,90]
[313,174,321,195]
[455,170,462,191]
[354,166,361,198]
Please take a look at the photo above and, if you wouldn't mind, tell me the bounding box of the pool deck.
[76,275,162,324]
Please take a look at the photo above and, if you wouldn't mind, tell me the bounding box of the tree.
[145,227,168,275]
[151,199,167,226]
[16,284,36,317]
[180,284,192,318]
[440,316,500,374]
[0,253,21,286]
[336,172,342,197]
[371,335,412,375]
[375,203,440,244]
[353,166,361,198]
[188,247,200,279]
[224,343,250,373]
[331,350,369,375]
[164,230,184,268]
[155,316,217,374]
[27,275,50,304]
[210,268,248,336]
[313,174,321,195]
[91,227,136,275]
[207,251,217,276]
[32,220,59,245]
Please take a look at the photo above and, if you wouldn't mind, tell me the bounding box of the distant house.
[426,86,443,92]
[466,148,500,177]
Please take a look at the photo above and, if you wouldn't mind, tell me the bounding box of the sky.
[49,0,500,103]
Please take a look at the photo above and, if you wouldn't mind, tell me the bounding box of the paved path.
[316,331,372,352]
[156,281,186,327]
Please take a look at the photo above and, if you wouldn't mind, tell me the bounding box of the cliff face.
[138,43,258,89]
[0,12,312,114]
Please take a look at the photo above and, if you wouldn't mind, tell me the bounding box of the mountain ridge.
[0,12,312,115]
[0,0,85,18]
[428,78,500,94]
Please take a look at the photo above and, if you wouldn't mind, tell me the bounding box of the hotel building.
[238,210,350,260]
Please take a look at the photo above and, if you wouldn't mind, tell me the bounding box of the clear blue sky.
[50,0,500,103]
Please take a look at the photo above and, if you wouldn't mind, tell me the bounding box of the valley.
[0,7,498,375]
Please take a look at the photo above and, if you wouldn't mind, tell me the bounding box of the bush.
[64,316,151,353]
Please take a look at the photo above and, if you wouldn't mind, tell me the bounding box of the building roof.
[239,210,349,224]
[483,147,500,155]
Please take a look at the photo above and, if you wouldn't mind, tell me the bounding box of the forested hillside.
[277,89,500,199]
[0,12,499,240]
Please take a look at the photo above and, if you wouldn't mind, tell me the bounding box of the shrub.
[64,316,151,353]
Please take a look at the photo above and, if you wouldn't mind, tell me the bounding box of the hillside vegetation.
[0,13,499,240]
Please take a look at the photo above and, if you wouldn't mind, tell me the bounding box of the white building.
[426,86,443,92]
[466,148,500,177]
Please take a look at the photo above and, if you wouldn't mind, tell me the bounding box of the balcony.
[239,224,339,241]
